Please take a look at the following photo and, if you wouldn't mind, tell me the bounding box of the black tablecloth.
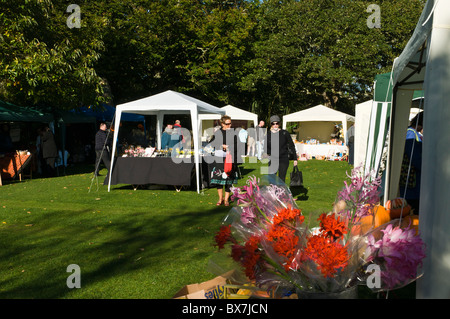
[105,157,195,186]
[104,156,240,188]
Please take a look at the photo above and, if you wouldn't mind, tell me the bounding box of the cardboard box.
[173,271,234,299]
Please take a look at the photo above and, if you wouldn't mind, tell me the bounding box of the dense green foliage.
[1,0,425,119]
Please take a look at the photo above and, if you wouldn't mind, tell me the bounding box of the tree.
[0,0,108,110]
[175,0,257,107]
[239,0,425,119]
[91,0,195,105]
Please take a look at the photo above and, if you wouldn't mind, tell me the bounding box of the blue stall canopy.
[73,105,145,123]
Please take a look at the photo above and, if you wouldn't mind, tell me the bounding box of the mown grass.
[0,159,414,299]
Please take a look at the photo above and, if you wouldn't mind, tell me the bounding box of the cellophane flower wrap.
[212,170,426,298]
[333,166,426,292]
[362,220,426,291]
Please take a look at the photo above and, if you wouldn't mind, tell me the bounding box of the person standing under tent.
[94,122,112,177]
[0,124,13,154]
[161,123,173,150]
[171,120,184,150]
[399,111,423,214]
[263,115,297,183]
[256,120,266,160]
[247,123,256,157]
[238,125,248,156]
[346,124,355,165]
[40,125,58,177]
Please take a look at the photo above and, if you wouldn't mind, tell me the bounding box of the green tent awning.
[374,72,424,103]
[0,100,53,122]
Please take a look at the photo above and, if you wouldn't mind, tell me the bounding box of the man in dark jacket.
[94,122,111,177]
[264,115,297,183]
[41,126,58,177]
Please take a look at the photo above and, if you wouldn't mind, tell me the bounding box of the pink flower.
[365,223,426,290]
[241,206,257,224]
[336,166,381,223]
[230,176,259,205]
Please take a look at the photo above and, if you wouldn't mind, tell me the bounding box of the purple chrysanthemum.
[365,224,426,290]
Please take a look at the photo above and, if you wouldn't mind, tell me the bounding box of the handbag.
[224,151,233,175]
[289,165,303,187]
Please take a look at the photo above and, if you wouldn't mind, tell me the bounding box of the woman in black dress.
[209,115,240,206]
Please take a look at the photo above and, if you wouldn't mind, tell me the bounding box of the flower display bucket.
[296,285,358,299]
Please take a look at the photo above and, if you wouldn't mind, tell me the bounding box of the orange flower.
[318,213,347,240]
[302,235,349,278]
[266,224,299,271]
[272,207,304,226]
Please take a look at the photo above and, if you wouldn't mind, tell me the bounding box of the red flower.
[214,225,235,249]
[272,207,304,226]
[266,224,299,271]
[318,213,347,240]
[241,235,262,280]
[242,253,261,280]
[231,244,244,262]
[302,235,349,278]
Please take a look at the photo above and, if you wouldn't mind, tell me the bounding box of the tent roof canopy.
[283,104,355,123]
[0,100,53,122]
[116,90,223,115]
[198,104,258,123]
[391,0,433,92]
[75,105,145,122]
[221,105,258,121]
[58,110,97,124]
[374,72,425,103]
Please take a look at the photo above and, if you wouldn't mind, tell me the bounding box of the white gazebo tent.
[282,104,355,143]
[381,0,450,298]
[106,90,225,194]
[198,104,258,142]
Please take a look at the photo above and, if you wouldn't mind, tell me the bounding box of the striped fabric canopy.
[363,73,423,180]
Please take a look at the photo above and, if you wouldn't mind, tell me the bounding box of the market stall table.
[295,143,348,159]
[105,157,196,190]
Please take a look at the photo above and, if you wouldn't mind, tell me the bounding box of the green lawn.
[0,159,413,299]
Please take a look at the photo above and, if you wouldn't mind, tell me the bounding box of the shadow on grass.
[290,185,309,201]
[0,203,228,299]
[239,167,256,177]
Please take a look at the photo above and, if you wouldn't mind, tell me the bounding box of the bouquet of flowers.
[212,168,426,298]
